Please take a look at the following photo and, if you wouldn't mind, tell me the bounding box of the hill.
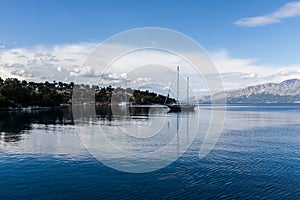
[199,79,300,104]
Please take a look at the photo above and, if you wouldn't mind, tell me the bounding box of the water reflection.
[95,105,152,121]
[0,107,73,143]
[0,105,195,145]
[73,104,200,173]
[1,104,300,150]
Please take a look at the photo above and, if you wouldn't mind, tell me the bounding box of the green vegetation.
[0,77,73,108]
[0,77,175,108]
[133,89,174,104]
[94,86,175,105]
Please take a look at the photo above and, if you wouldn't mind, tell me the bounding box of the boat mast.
[177,66,179,103]
[187,76,189,104]
[124,79,127,104]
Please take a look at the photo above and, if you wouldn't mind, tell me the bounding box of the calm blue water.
[0,105,300,199]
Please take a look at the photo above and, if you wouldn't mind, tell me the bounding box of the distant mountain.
[199,79,300,104]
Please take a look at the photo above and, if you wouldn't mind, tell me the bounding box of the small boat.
[166,66,196,112]
[118,101,130,106]
[167,103,196,112]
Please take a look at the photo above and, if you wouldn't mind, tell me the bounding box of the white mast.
[187,76,189,104]
[124,79,127,104]
[177,66,179,103]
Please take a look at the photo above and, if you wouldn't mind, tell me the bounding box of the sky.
[1,0,300,94]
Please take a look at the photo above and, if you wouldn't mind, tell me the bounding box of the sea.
[0,104,299,199]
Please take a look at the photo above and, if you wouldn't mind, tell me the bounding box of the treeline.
[0,77,73,108]
[95,86,176,105]
[0,77,175,108]
[94,86,175,105]
[133,89,175,104]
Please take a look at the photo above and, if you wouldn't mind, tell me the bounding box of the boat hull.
[167,104,181,112]
[167,104,196,112]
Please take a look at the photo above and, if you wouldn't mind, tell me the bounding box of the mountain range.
[198,79,300,104]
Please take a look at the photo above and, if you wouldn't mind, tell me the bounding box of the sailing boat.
[167,66,196,112]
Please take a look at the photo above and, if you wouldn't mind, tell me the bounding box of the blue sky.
[1,0,300,91]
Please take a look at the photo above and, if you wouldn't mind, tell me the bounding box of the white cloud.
[211,50,300,90]
[70,65,98,77]
[235,1,300,27]
[235,16,281,27]
[56,66,62,71]
[1,42,300,95]
[0,42,96,81]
